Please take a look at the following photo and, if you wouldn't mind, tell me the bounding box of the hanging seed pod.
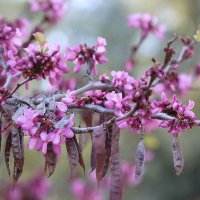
[102,125,112,177]
[66,137,79,178]
[110,123,122,200]
[44,143,57,177]
[11,126,23,160]
[73,136,85,173]
[135,138,145,180]
[5,132,12,177]
[172,135,184,175]
[92,125,106,184]
[11,126,24,186]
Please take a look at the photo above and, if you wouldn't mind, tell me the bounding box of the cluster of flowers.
[15,107,75,155]
[128,13,166,39]
[0,17,29,77]
[66,37,109,75]
[154,73,193,95]
[15,43,69,85]
[29,0,66,24]
[0,18,29,50]
[71,179,103,200]
[2,172,51,200]
[152,92,196,135]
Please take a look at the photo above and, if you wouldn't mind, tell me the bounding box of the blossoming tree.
[1,0,200,200]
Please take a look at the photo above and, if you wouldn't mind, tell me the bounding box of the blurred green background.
[1,0,200,199]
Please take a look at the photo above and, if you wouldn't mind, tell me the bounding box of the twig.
[7,78,32,98]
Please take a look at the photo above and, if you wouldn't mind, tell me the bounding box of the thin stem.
[7,78,32,98]
[33,81,120,105]
[68,104,115,115]
[116,104,139,121]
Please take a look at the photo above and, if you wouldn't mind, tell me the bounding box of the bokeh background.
[1,0,200,199]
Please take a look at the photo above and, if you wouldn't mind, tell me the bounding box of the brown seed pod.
[135,139,145,180]
[92,125,106,184]
[44,142,57,177]
[110,123,122,200]
[172,135,184,175]
[5,132,12,177]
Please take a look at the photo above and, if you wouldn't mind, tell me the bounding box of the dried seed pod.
[11,126,24,186]
[45,143,57,177]
[13,158,23,186]
[93,125,106,184]
[172,135,184,175]
[66,138,79,178]
[110,123,122,200]
[11,126,23,160]
[135,139,145,180]
[90,139,96,173]
[73,136,85,173]
[5,132,12,177]
[102,125,112,177]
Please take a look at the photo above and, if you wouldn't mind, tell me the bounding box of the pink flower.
[66,37,108,75]
[104,92,123,110]
[62,90,76,105]
[128,13,166,39]
[15,109,39,131]
[38,132,54,154]
[125,59,135,72]
[111,70,136,93]
[29,0,66,24]
[152,92,196,134]
[154,73,192,96]
[16,43,69,85]
[60,114,75,138]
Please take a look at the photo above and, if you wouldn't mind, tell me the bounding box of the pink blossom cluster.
[0,18,29,77]
[154,73,193,96]
[66,37,108,75]
[82,90,107,106]
[128,13,166,39]
[15,108,75,155]
[118,107,152,134]
[71,179,103,200]
[111,70,150,104]
[0,18,21,49]
[57,90,76,113]
[29,0,66,24]
[5,172,51,200]
[79,89,130,116]
[104,92,123,110]
[15,44,69,85]
[152,92,196,134]
[180,36,195,61]
[111,70,137,93]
